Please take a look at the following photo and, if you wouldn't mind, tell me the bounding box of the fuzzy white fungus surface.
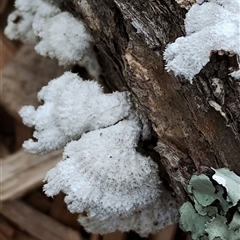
[5,0,100,77]
[79,194,179,237]
[44,120,161,218]
[19,70,179,235]
[44,120,178,236]
[164,0,240,81]
[19,72,132,154]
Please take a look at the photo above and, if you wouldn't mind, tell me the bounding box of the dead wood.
[0,200,82,240]
[0,149,61,201]
[63,0,240,202]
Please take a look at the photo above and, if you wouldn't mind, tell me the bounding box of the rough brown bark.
[64,0,240,202]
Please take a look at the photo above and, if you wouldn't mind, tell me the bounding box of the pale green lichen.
[179,168,240,240]
[212,168,240,206]
[180,201,209,239]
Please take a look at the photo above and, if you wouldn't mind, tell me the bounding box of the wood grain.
[0,149,61,201]
[0,200,82,240]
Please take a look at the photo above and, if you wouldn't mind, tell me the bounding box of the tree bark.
[64,0,240,202]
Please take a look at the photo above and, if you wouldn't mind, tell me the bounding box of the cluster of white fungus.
[44,120,160,218]
[19,72,179,236]
[19,72,131,154]
[5,0,100,78]
[9,0,179,236]
[164,0,240,81]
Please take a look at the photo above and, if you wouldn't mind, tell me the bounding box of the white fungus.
[20,70,179,235]
[19,72,132,154]
[5,0,100,78]
[4,10,38,44]
[5,0,60,44]
[11,0,180,236]
[44,120,161,218]
[44,119,178,236]
[79,193,179,237]
[164,0,240,81]
[34,11,100,78]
